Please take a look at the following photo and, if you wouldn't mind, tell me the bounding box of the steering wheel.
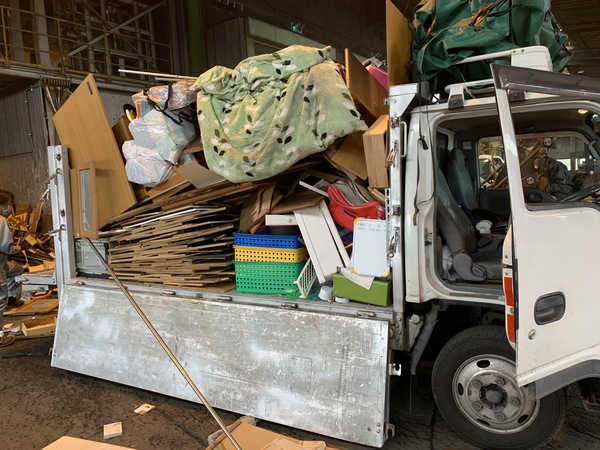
[560,182,600,202]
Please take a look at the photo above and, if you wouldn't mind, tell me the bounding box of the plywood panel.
[345,49,388,118]
[386,0,412,86]
[53,74,136,234]
[363,115,389,189]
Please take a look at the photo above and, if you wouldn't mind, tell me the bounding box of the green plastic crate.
[234,261,305,296]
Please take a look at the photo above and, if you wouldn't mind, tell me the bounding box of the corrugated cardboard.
[42,436,131,449]
[363,115,389,188]
[207,420,328,450]
[176,161,227,189]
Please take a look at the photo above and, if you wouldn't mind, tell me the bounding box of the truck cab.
[48,51,600,450]
[384,60,600,449]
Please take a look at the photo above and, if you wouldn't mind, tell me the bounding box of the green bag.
[412,0,572,86]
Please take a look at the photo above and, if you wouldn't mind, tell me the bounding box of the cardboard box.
[207,419,327,450]
[332,273,392,307]
[363,115,389,189]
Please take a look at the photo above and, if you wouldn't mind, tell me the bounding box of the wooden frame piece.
[76,162,99,239]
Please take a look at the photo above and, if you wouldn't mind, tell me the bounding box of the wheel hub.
[453,354,540,434]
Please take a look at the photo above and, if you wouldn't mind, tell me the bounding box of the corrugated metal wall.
[0,84,49,207]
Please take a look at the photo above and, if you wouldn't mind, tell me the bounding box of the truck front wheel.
[431,325,567,450]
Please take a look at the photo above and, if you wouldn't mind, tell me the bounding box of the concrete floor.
[1,336,600,450]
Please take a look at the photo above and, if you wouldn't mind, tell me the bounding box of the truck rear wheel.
[431,325,567,450]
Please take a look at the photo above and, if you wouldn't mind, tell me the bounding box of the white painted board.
[351,218,389,277]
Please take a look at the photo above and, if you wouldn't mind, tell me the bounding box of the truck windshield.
[478,112,600,202]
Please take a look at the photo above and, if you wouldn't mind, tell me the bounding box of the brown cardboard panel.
[183,136,204,153]
[239,183,275,233]
[363,115,389,188]
[43,436,132,449]
[147,173,190,203]
[53,74,136,231]
[331,132,368,180]
[270,191,323,215]
[386,0,412,86]
[345,49,388,118]
[176,161,227,189]
[207,420,328,450]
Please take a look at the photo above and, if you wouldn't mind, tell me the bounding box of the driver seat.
[436,166,503,282]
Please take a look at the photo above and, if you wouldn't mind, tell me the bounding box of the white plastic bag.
[122,140,175,187]
[128,109,196,164]
[146,80,196,110]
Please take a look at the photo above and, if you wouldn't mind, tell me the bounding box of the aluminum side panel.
[52,285,390,447]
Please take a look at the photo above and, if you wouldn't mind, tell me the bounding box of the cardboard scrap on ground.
[42,436,132,449]
[134,403,155,415]
[207,419,328,450]
[103,422,123,439]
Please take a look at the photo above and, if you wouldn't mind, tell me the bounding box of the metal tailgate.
[52,285,391,447]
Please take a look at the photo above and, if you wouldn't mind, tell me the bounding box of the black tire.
[431,325,567,450]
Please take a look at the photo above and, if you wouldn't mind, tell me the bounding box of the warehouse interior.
[0,0,600,450]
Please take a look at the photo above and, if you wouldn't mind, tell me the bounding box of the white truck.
[46,49,600,450]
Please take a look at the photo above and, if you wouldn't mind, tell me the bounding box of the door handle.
[534,292,566,325]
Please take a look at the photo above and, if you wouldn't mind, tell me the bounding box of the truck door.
[493,64,600,398]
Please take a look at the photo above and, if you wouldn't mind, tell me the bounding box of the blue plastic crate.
[233,232,304,249]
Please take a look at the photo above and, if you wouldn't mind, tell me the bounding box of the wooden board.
[294,201,349,284]
[5,297,59,316]
[345,49,388,118]
[331,132,368,180]
[53,74,136,233]
[363,115,389,189]
[386,0,412,86]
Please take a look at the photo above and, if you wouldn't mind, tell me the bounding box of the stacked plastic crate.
[233,233,308,297]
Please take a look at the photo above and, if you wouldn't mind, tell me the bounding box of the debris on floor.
[103,422,123,439]
[207,417,329,450]
[42,436,132,449]
[133,403,155,415]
